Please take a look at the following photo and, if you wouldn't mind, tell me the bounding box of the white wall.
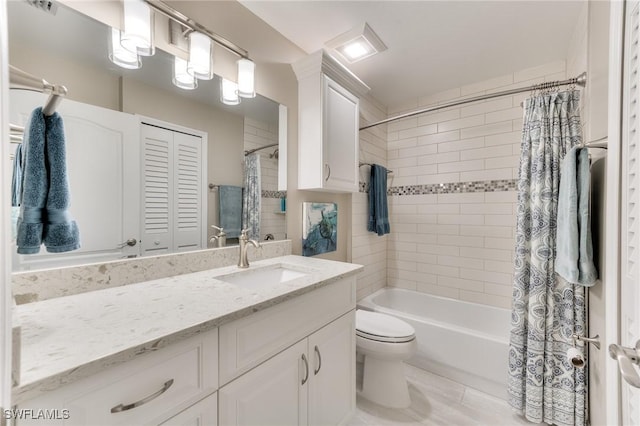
[352,95,388,300]
[384,60,567,309]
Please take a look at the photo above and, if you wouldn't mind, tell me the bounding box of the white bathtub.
[358,288,510,400]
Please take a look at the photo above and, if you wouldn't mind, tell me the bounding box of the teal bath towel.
[42,111,80,253]
[16,108,47,254]
[367,164,390,236]
[16,108,80,254]
[555,146,597,286]
[219,185,243,238]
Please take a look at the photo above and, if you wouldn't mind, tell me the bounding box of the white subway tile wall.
[244,118,286,241]
[383,60,567,309]
[354,96,389,300]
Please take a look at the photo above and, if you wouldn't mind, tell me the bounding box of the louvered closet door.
[173,132,203,252]
[141,125,174,255]
[620,1,640,424]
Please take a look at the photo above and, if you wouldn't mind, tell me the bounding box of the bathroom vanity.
[12,255,362,425]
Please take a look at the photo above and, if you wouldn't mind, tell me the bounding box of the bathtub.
[357,288,510,400]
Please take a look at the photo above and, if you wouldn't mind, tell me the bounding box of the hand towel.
[42,111,80,253]
[555,146,598,286]
[219,185,243,238]
[11,143,23,207]
[367,164,390,236]
[16,108,48,254]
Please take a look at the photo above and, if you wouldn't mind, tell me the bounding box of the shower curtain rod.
[244,143,278,156]
[360,72,587,131]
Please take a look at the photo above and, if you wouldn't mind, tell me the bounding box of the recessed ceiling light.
[326,23,387,64]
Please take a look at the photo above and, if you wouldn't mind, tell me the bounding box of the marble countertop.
[13,255,363,403]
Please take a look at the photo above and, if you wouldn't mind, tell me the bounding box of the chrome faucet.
[238,229,260,268]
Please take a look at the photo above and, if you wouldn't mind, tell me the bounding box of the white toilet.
[355,309,417,408]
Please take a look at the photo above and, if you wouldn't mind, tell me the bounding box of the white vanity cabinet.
[16,329,219,426]
[218,277,356,426]
[293,50,369,193]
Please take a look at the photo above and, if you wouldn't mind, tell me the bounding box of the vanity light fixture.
[108,28,142,70]
[121,0,155,57]
[188,32,214,80]
[220,78,241,105]
[172,57,197,90]
[326,23,387,64]
[237,58,256,98]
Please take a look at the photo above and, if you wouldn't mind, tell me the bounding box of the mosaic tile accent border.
[262,190,287,199]
[359,179,518,195]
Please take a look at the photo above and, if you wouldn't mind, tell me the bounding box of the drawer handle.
[301,354,309,385]
[314,345,322,375]
[110,379,174,413]
[325,164,331,182]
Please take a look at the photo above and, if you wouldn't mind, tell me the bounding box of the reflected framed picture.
[302,202,337,257]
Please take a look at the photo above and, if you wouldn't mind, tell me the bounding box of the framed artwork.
[302,202,337,256]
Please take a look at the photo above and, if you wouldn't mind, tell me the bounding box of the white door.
[10,91,140,270]
[307,311,356,426]
[609,1,640,424]
[323,75,359,192]
[218,339,308,426]
[141,124,174,255]
[140,123,204,255]
[173,132,203,252]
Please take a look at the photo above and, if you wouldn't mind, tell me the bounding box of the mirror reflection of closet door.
[10,91,140,271]
[140,123,204,256]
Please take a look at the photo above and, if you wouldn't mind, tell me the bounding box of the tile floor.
[349,363,531,426]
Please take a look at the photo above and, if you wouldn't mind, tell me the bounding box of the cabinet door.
[322,75,359,192]
[308,311,356,426]
[219,340,308,426]
[159,392,217,426]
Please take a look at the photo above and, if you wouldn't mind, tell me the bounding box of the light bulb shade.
[237,58,256,98]
[121,0,155,57]
[108,27,141,70]
[188,32,214,80]
[172,57,197,90]
[221,79,240,105]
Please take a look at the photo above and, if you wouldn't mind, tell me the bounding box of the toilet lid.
[356,309,415,341]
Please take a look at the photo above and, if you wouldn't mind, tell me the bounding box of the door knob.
[118,238,137,248]
[609,340,640,388]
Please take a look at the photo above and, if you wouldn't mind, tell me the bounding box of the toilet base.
[360,355,411,408]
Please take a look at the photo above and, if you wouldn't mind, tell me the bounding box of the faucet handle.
[240,229,249,239]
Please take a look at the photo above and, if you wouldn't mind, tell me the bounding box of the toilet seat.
[356,310,415,343]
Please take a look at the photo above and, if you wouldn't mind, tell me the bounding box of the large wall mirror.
[8,1,287,272]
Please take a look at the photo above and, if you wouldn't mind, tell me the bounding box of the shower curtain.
[508,90,586,426]
[242,153,261,240]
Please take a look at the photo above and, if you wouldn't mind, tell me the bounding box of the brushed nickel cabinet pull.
[314,345,322,375]
[301,354,309,385]
[110,379,174,413]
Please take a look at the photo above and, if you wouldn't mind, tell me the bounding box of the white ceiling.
[240,0,585,107]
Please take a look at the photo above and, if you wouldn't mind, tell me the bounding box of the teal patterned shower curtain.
[508,90,586,426]
[242,153,261,240]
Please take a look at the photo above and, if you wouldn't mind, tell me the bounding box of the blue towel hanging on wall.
[367,164,390,236]
[219,185,243,238]
[16,107,80,254]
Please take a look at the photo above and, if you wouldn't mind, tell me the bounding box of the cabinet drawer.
[159,392,217,426]
[219,277,356,385]
[18,328,218,426]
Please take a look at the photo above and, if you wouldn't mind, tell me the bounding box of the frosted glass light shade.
[221,79,240,105]
[108,28,141,70]
[188,32,214,80]
[237,58,255,98]
[121,0,155,57]
[172,57,197,90]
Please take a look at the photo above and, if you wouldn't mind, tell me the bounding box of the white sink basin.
[218,265,309,290]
